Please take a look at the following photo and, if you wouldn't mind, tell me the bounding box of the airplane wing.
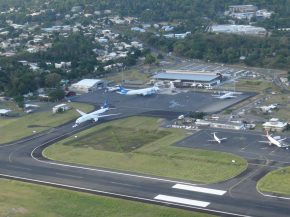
[76,109,87,116]
[278,138,287,142]
[220,138,227,141]
[259,141,270,144]
[94,113,121,118]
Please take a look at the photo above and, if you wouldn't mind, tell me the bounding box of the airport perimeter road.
[1,120,290,217]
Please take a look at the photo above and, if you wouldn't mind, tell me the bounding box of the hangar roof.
[152,72,219,82]
[72,79,103,88]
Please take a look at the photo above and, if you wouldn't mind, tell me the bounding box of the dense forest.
[138,32,290,69]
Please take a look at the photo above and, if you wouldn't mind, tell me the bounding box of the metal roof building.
[152,70,221,85]
[70,79,104,93]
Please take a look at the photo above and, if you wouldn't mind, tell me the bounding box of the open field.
[106,69,150,83]
[65,125,170,152]
[0,102,93,144]
[225,79,273,92]
[45,116,247,184]
[264,94,290,122]
[0,179,213,217]
[257,167,290,196]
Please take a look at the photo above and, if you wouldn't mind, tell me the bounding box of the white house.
[263,118,288,132]
[0,109,11,116]
[52,104,70,114]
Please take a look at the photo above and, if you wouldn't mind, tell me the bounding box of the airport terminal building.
[152,70,222,87]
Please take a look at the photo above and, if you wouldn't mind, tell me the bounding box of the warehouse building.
[152,70,222,87]
[210,25,267,36]
[70,79,105,93]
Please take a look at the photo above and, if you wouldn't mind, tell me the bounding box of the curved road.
[0,118,290,217]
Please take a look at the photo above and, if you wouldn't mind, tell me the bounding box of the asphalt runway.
[175,129,290,163]
[72,90,253,114]
[0,96,290,217]
[1,120,290,217]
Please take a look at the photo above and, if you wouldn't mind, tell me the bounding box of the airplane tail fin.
[118,86,128,94]
[101,99,109,109]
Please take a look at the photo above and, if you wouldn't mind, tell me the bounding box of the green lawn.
[257,167,290,196]
[0,179,213,217]
[0,102,93,144]
[224,79,272,92]
[44,116,247,184]
[107,69,149,83]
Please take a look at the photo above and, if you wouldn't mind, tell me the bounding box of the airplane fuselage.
[214,133,221,143]
[267,135,282,147]
[119,86,159,96]
[75,107,109,126]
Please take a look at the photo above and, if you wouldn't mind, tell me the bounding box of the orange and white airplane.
[259,131,288,148]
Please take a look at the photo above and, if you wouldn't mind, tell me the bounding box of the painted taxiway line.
[172,184,226,196]
[155,194,210,207]
[0,173,252,217]
[256,187,290,200]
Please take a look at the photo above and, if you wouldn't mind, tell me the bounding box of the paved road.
[1,117,290,217]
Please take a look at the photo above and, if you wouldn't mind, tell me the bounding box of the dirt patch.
[64,126,170,153]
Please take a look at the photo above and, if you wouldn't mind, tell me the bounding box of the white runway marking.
[172,184,226,196]
[155,194,210,207]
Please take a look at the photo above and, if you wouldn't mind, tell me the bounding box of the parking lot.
[175,129,290,163]
[72,90,253,116]
[179,61,254,78]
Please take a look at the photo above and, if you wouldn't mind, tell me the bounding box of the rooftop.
[153,72,220,82]
[73,79,103,87]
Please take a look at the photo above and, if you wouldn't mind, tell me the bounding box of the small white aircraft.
[117,85,159,96]
[208,132,227,144]
[213,92,237,99]
[259,131,288,148]
[73,100,120,127]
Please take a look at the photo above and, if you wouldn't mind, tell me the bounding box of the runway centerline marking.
[55,172,83,179]
[154,194,210,207]
[172,184,226,196]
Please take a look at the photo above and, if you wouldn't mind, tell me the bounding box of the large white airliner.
[73,101,120,127]
[117,85,159,96]
[259,131,288,148]
[208,132,227,144]
[212,92,237,99]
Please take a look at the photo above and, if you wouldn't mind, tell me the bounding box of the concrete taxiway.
[72,90,253,114]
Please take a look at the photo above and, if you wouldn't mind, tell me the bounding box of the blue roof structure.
[152,72,219,82]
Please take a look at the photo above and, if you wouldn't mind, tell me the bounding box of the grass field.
[257,167,290,196]
[107,69,149,83]
[0,179,214,217]
[44,116,247,184]
[225,79,272,92]
[0,102,93,144]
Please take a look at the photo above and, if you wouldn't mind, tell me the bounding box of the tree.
[14,95,24,109]
[144,54,156,65]
[49,88,65,102]
[45,73,61,88]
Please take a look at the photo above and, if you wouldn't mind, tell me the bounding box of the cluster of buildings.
[225,4,274,21]
[94,29,143,66]
[0,3,146,74]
